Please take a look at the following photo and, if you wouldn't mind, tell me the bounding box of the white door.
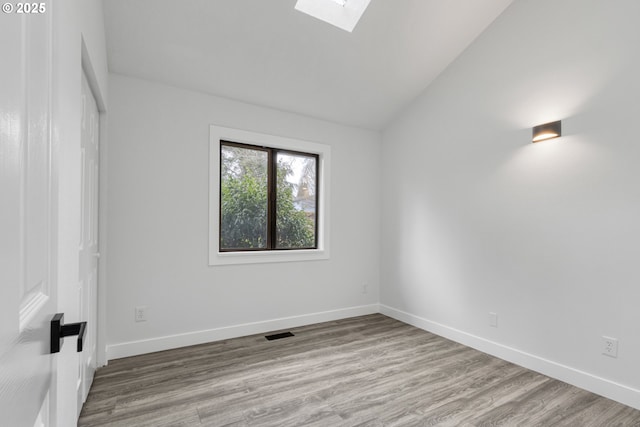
[78,71,100,412]
[0,4,57,426]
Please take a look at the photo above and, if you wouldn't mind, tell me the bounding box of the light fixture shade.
[532,120,562,142]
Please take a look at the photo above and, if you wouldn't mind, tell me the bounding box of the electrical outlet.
[602,336,618,358]
[135,306,147,322]
[362,284,369,294]
[489,312,498,328]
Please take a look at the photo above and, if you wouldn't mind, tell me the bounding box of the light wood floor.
[79,314,640,426]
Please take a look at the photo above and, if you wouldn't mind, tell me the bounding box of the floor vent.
[265,332,295,341]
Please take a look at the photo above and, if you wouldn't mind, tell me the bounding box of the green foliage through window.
[220,142,317,251]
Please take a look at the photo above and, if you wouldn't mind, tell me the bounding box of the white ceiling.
[104,0,513,130]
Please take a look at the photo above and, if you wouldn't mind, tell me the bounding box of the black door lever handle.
[51,313,87,353]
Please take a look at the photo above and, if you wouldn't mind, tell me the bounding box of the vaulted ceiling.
[104,0,513,130]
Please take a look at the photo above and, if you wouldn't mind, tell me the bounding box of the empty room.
[2,0,640,425]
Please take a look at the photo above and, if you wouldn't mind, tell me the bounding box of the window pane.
[276,152,317,249]
[220,144,268,250]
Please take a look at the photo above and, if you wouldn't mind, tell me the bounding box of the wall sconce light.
[532,120,561,142]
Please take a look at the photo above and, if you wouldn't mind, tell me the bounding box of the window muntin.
[219,141,318,252]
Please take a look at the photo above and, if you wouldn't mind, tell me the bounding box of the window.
[210,126,330,265]
[220,141,318,251]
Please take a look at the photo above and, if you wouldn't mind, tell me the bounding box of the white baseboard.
[379,304,640,411]
[107,304,379,361]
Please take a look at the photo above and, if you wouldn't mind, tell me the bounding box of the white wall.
[106,74,381,358]
[381,0,640,409]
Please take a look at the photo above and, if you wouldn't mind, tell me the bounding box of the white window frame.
[209,125,331,266]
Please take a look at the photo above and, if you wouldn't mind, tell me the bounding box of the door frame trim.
[80,37,108,368]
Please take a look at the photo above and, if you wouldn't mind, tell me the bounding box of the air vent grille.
[265,332,295,341]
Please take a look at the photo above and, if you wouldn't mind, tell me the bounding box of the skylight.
[295,0,371,33]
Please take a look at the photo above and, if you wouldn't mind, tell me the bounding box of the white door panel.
[79,71,100,412]
[0,4,57,426]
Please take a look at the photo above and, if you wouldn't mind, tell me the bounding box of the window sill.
[210,249,329,266]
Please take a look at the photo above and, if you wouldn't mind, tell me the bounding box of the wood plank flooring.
[79,314,640,426]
